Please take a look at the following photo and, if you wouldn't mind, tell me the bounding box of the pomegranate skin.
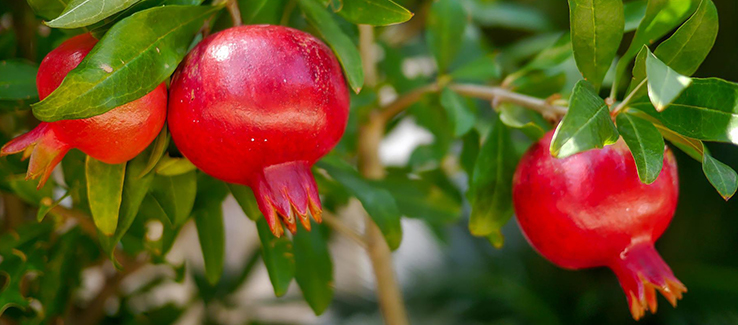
[513,130,685,320]
[1,33,167,188]
[168,25,349,236]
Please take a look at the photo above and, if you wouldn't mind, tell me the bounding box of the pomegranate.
[512,131,685,320]
[1,33,167,188]
[167,25,349,237]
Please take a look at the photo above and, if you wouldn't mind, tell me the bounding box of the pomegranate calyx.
[0,123,70,189]
[610,241,687,320]
[252,161,323,237]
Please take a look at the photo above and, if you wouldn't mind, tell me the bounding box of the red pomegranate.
[1,33,167,188]
[168,25,349,237]
[512,131,685,320]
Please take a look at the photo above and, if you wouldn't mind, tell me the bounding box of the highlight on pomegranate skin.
[512,130,686,320]
[0,33,167,189]
[167,25,350,237]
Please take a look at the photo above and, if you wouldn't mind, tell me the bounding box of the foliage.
[1,0,738,324]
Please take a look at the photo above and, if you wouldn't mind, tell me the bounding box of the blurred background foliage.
[1,0,737,324]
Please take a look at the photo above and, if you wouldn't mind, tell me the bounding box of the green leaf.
[37,192,69,222]
[238,0,286,24]
[155,156,197,176]
[27,0,69,20]
[194,204,225,285]
[298,0,363,93]
[645,48,692,111]
[426,0,467,72]
[7,174,54,205]
[150,171,197,227]
[702,146,738,200]
[521,32,573,72]
[468,116,517,247]
[467,1,552,32]
[317,156,403,250]
[628,0,718,99]
[632,78,738,144]
[228,184,261,221]
[568,0,624,90]
[652,0,718,76]
[192,173,229,285]
[46,0,140,29]
[550,80,619,158]
[139,125,169,177]
[449,55,500,82]
[0,60,38,101]
[100,148,157,264]
[379,169,462,224]
[32,5,221,122]
[440,87,475,137]
[615,0,698,93]
[498,104,549,140]
[293,224,333,315]
[624,0,647,32]
[0,221,53,253]
[86,156,126,236]
[256,218,295,297]
[337,0,413,26]
[616,113,664,184]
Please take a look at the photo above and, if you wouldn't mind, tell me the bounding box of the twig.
[322,212,367,249]
[449,83,568,118]
[224,0,242,26]
[357,25,410,325]
[612,79,647,116]
[378,83,441,123]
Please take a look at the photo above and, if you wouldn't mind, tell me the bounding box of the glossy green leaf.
[550,80,619,158]
[155,156,197,176]
[89,0,168,37]
[27,0,69,20]
[426,0,467,72]
[632,78,738,144]
[614,0,698,93]
[192,173,229,285]
[150,171,197,227]
[100,148,157,265]
[616,113,664,184]
[0,60,38,100]
[624,0,647,32]
[7,174,54,206]
[379,170,462,224]
[498,103,549,140]
[32,5,221,121]
[646,51,692,112]
[317,156,402,250]
[653,0,718,76]
[228,184,261,221]
[139,125,169,177]
[628,0,718,98]
[299,0,363,93]
[646,49,692,111]
[702,146,738,200]
[86,156,126,236]
[256,218,295,297]
[46,0,139,29]
[449,55,500,82]
[568,0,624,90]
[468,116,517,247]
[440,88,475,137]
[239,0,268,24]
[293,224,333,315]
[238,0,286,24]
[467,1,552,32]
[521,32,573,72]
[461,130,480,177]
[337,0,413,26]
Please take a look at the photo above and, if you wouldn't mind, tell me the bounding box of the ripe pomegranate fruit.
[512,131,685,320]
[168,25,349,237]
[1,33,167,188]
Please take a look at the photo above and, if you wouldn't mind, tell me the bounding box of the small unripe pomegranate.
[512,131,685,320]
[168,25,349,237]
[1,33,167,188]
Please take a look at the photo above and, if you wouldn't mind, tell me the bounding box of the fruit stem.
[359,24,410,325]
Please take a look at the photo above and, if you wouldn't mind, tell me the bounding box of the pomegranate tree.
[168,25,349,237]
[1,33,167,188]
[513,130,686,320]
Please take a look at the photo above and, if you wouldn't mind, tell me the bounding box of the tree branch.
[449,84,568,118]
[322,212,367,249]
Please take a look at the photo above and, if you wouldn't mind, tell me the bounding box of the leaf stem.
[612,78,647,116]
[358,25,410,325]
[322,212,367,249]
